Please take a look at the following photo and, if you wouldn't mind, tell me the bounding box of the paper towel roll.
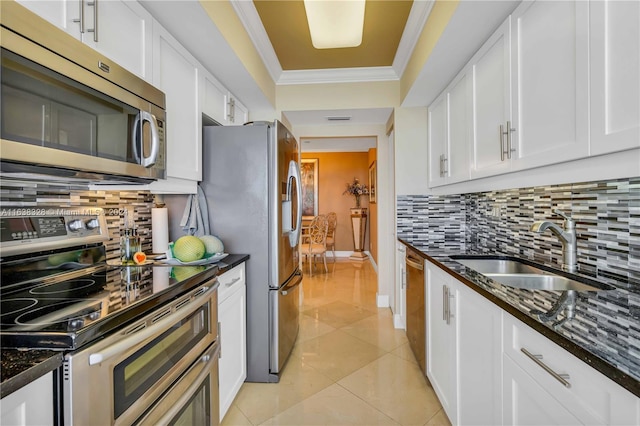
[152,207,169,254]
[153,266,170,293]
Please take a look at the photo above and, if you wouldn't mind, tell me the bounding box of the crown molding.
[277,66,399,85]
[230,0,282,82]
[393,0,435,76]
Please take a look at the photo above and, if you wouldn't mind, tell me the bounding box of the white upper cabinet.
[202,70,249,126]
[469,18,512,179]
[16,0,152,81]
[428,71,471,188]
[509,0,589,171]
[202,70,228,125]
[228,95,248,125]
[470,0,590,180]
[15,0,77,34]
[428,92,448,187]
[589,0,640,155]
[81,0,152,80]
[151,21,201,183]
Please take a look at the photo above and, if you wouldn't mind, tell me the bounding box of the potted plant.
[343,177,369,208]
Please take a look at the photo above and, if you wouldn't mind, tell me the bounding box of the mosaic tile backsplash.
[0,180,155,260]
[397,177,640,285]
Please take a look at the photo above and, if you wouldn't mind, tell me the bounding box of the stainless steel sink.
[451,256,614,291]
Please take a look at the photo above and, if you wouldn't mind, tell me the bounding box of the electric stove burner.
[1,240,219,350]
[0,298,38,318]
[13,296,107,329]
[30,279,97,295]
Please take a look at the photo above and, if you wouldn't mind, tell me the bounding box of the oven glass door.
[169,378,211,425]
[136,342,220,426]
[113,303,209,419]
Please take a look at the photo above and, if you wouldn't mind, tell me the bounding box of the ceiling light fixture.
[326,116,352,121]
[303,0,365,49]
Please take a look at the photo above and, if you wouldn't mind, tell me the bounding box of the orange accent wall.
[368,148,377,263]
[301,152,370,253]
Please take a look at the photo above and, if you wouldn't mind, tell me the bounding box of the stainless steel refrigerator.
[202,120,303,383]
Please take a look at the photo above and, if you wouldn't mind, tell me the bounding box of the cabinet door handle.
[521,347,571,388]
[448,287,452,324]
[442,155,448,176]
[442,285,448,322]
[73,0,85,33]
[499,124,505,161]
[506,121,515,159]
[86,0,98,42]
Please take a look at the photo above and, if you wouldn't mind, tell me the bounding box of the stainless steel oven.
[0,208,221,425]
[63,280,219,425]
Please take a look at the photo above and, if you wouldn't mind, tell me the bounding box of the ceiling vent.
[326,116,352,121]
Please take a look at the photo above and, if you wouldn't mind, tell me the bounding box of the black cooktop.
[0,245,218,350]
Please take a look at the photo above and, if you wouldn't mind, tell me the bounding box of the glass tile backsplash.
[0,180,154,260]
[397,177,640,284]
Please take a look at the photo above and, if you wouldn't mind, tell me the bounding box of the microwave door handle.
[139,111,159,168]
[132,114,142,163]
[88,283,217,365]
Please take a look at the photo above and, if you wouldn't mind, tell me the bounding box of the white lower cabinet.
[426,265,457,421]
[425,259,640,425]
[503,312,640,425]
[503,354,582,425]
[426,262,502,425]
[456,283,502,425]
[0,373,53,426]
[217,263,247,421]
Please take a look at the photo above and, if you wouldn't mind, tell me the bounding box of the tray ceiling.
[253,0,413,71]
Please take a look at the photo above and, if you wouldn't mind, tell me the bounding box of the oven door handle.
[88,282,217,366]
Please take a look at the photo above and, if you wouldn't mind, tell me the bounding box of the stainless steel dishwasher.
[405,247,426,374]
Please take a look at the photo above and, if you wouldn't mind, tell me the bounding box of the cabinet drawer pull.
[521,347,571,388]
[224,277,241,287]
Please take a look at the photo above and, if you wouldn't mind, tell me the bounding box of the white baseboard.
[393,314,405,330]
[376,293,389,308]
[327,251,353,258]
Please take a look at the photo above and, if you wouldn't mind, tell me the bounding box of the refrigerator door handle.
[287,160,303,248]
[280,270,302,295]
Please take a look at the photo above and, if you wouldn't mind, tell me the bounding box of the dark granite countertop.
[399,239,640,398]
[0,350,63,399]
[0,254,250,399]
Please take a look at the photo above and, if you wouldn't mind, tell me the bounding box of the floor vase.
[349,207,368,261]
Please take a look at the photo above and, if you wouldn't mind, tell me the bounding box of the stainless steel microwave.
[0,2,166,184]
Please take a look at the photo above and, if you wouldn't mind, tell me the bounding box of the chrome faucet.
[530,209,577,273]
[531,290,577,328]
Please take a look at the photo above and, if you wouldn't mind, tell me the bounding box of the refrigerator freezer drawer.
[269,271,302,374]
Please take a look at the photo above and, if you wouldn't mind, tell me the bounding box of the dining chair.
[302,214,328,276]
[325,212,337,262]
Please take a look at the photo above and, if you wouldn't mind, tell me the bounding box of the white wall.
[394,107,430,195]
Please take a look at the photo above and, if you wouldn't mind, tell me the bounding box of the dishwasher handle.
[405,256,424,271]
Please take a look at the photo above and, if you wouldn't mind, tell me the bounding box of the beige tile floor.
[222,260,451,426]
